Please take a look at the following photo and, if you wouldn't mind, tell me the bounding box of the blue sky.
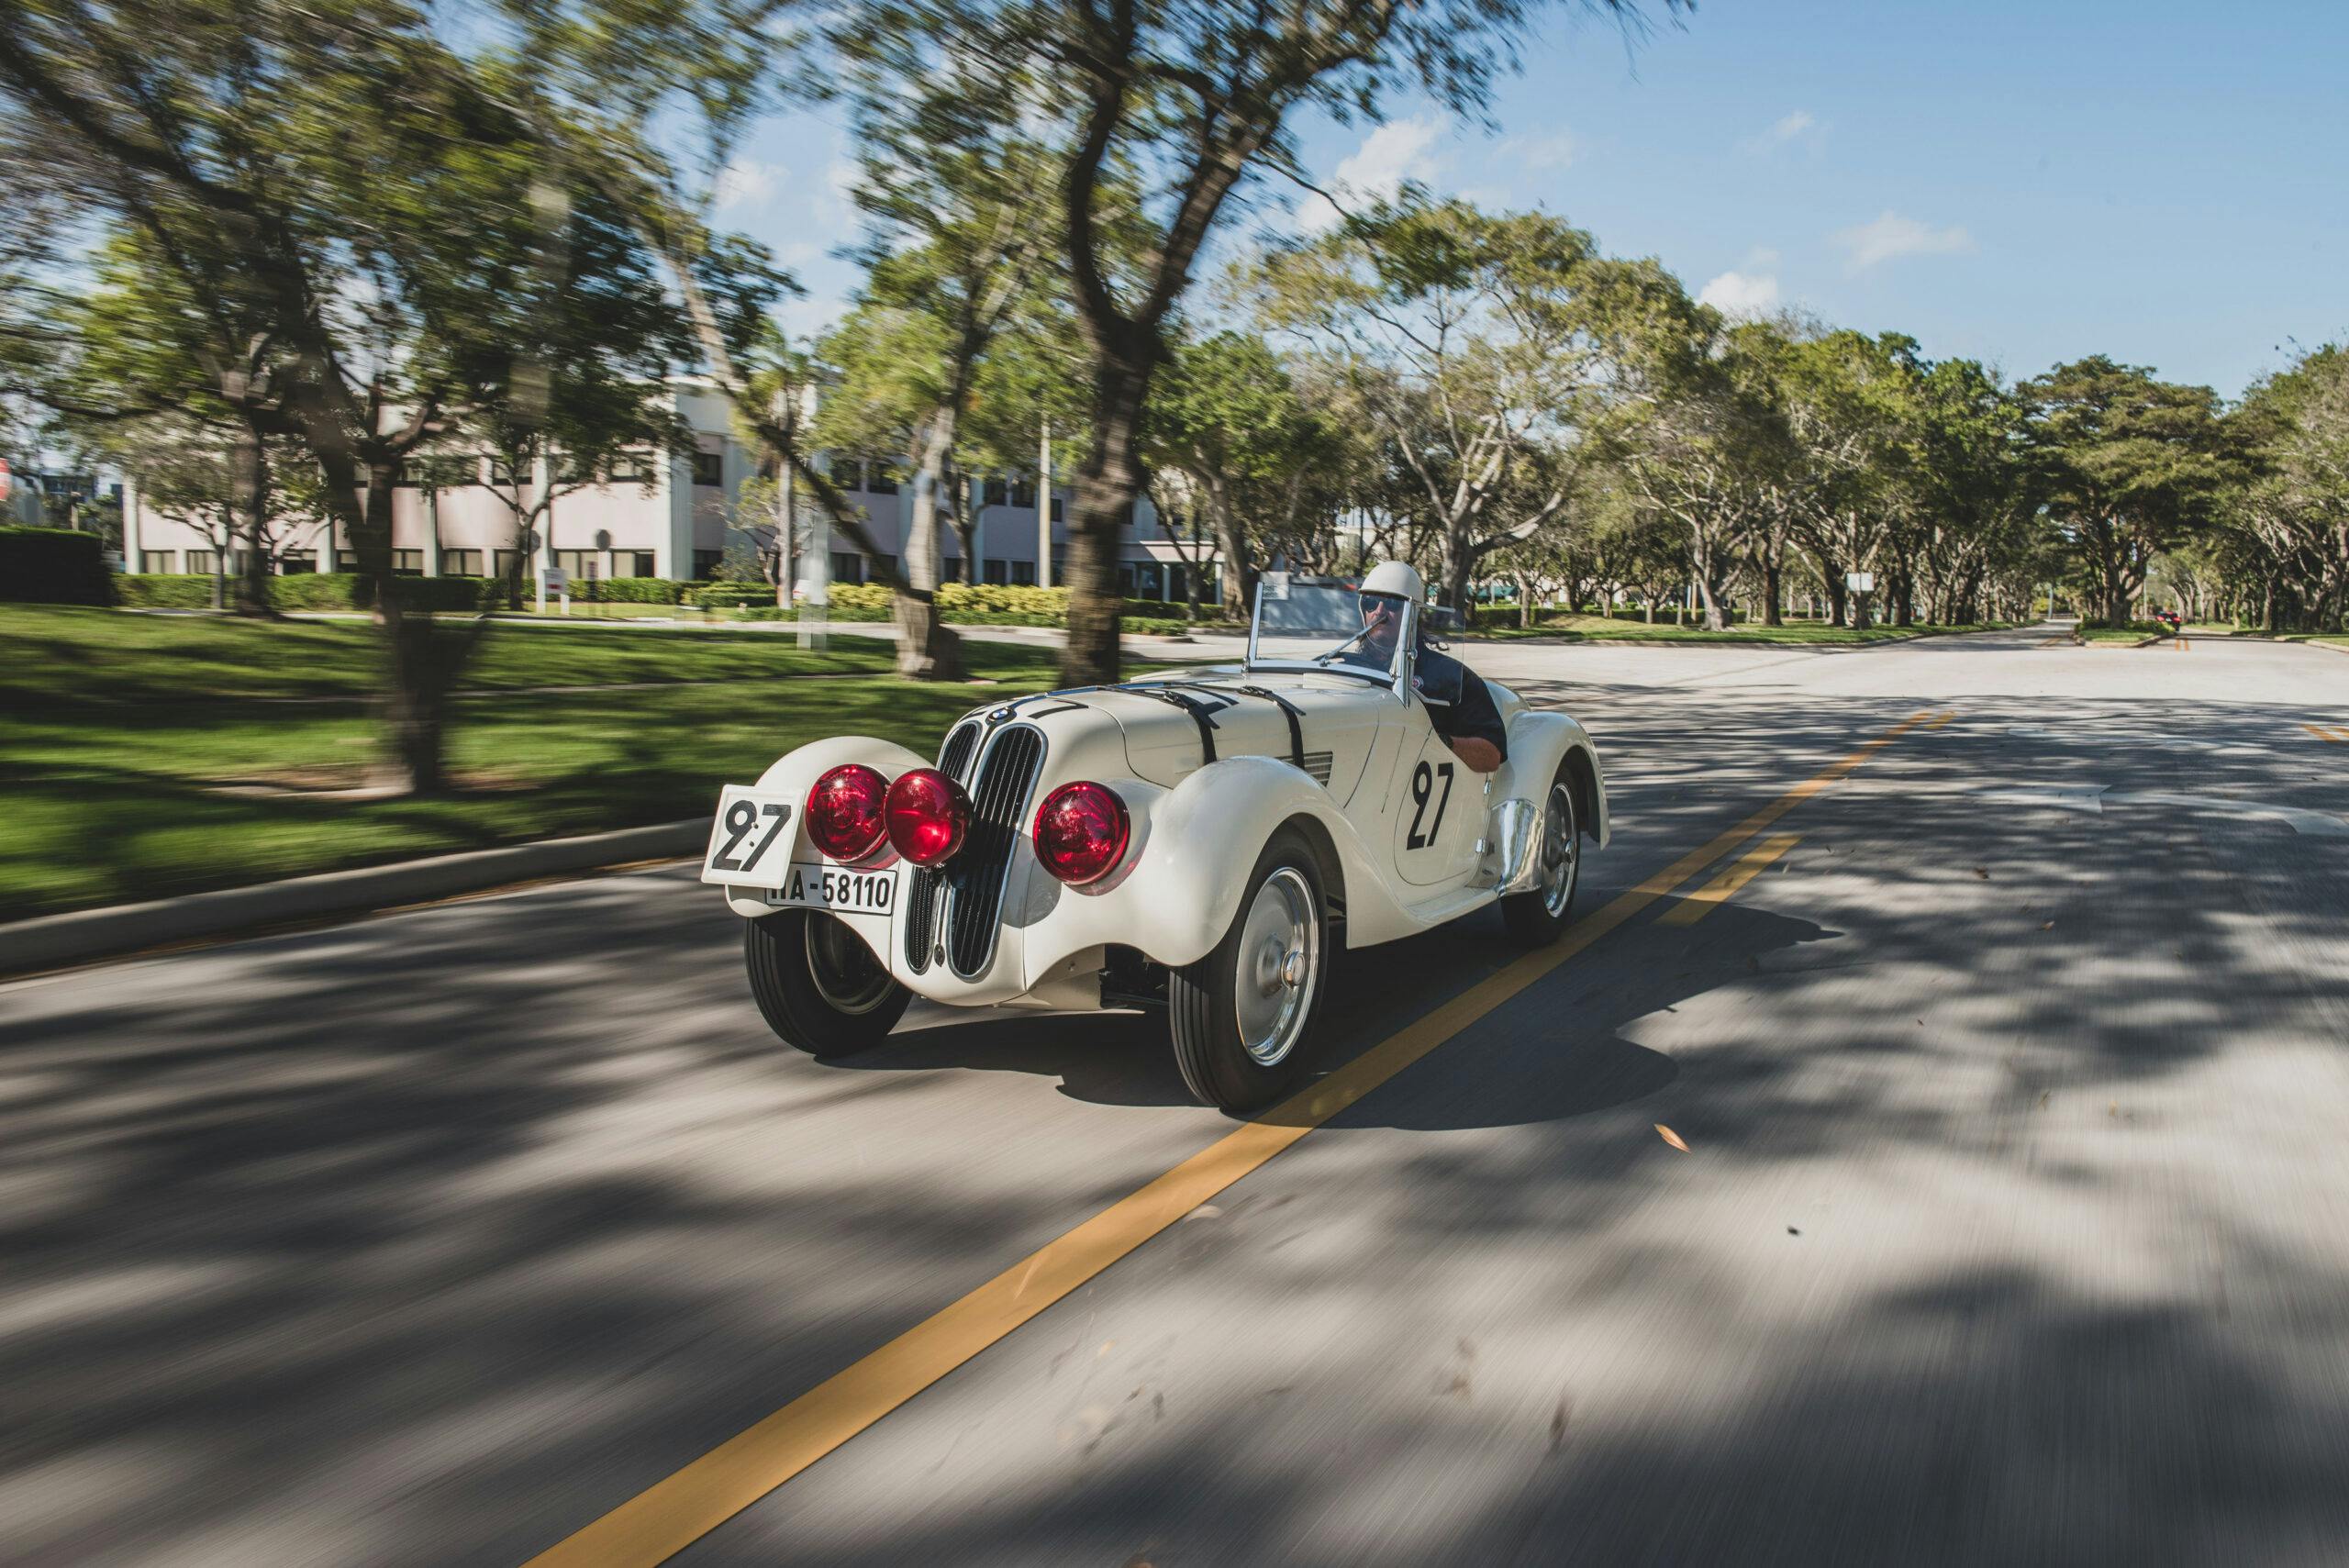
[717,0,2349,400]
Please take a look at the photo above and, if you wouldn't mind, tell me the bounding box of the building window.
[939,556,964,583]
[983,476,1008,507]
[337,550,362,572]
[984,558,1010,584]
[612,550,656,578]
[185,550,218,574]
[390,550,424,575]
[487,455,523,488]
[1136,562,1163,600]
[607,451,655,485]
[1010,477,1037,509]
[278,556,314,574]
[691,450,724,487]
[440,549,484,576]
[557,550,597,580]
[493,550,524,581]
[554,452,597,486]
[1050,496,1065,522]
[1011,560,1036,585]
[140,550,179,573]
[693,550,722,579]
[1117,563,1136,596]
[829,551,863,584]
[863,462,899,495]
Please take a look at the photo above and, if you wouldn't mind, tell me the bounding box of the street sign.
[1845,571,1876,592]
[542,566,569,590]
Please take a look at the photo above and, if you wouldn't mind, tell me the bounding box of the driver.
[1353,561,1508,774]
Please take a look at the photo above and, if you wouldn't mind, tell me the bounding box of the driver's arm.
[1448,735,1503,773]
[1443,670,1508,774]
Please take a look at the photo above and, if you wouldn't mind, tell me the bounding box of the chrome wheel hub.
[1235,867,1319,1066]
[1540,783,1580,917]
[807,916,895,1015]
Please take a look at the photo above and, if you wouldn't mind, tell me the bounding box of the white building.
[121,381,1222,606]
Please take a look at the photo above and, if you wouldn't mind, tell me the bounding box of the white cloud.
[1296,117,1445,233]
[1698,270,1781,318]
[713,158,784,212]
[1833,209,1976,271]
[1502,129,1580,172]
[1742,110,1820,154]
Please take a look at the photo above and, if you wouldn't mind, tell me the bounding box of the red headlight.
[885,767,972,866]
[1033,781,1130,886]
[805,763,888,862]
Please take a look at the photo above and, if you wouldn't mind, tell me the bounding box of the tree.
[2022,357,2233,626]
[1252,198,1694,614]
[0,1,712,790]
[919,0,1673,683]
[1144,330,1339,611]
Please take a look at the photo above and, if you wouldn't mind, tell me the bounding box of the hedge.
[574,576,689,604]
[1,527,114,606]
[117,573,506,612]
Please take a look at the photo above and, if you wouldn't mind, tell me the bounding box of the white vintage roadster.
[700,570,1609,1111]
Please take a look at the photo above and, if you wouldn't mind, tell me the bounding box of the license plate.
[763,862,896,916]
[699,786,797,888]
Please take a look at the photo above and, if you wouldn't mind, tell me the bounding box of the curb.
[0,818,706,980]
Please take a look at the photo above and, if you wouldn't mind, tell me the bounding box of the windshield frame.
[1243,581,1419,695]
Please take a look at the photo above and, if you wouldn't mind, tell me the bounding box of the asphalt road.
[6,628,2347,1568]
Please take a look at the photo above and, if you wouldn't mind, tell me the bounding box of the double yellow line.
[2306,723,2349,745]
[521,708,1947,1568]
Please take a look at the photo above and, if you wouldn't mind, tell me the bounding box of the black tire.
[1168,828,1329,1112]
[1501,763,1582,946]
[744,909,911,1056]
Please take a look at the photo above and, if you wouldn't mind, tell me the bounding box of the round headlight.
[885,767,972,866]
[1032,780,1130,886]
[805,762,889,862]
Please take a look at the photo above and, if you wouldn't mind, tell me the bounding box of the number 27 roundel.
[1406,759,1454,850]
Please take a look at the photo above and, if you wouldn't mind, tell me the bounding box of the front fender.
[718,736,931,929]
[1499,710,1609,848]
[1008,755,1389,979]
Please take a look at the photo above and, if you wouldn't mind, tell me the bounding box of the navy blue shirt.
[1412,644,1508,761]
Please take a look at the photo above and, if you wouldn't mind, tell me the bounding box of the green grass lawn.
[1463,612,2009,644]
[0,606,1076,920]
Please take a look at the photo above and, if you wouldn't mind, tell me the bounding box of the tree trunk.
[896,415,965,680]
[1826,575,1848,628]
[1203,474,1249,619]
[1061,347,1152,686]
[229,427,273,617]
[1762,560,1783,626]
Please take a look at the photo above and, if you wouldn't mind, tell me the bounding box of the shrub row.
[108,570,1221,636]
[1,527,114,606]
[117,573,508,612]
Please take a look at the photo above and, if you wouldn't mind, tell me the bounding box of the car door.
[1389,696,1486,889]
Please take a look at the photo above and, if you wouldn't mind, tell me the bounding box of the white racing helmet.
[1358,560,1426,604]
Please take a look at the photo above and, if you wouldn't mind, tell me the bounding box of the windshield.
[1246,580,1411,683]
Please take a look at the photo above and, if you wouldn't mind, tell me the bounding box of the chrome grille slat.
[945,724,1045,979]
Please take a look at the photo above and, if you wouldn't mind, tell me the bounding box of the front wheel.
[1167,829,1330,1112]
[1501,767,1582,946]
[744,909,911,1056]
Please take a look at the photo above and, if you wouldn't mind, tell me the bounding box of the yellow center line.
[2305,723,2346,745]
[1658,833,1804,926]
[518,709,1936,1568]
